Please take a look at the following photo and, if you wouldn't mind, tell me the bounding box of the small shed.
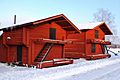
[0,14,80,68]
[65,22,112,60]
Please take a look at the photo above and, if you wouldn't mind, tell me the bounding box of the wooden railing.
[87,39,111,45]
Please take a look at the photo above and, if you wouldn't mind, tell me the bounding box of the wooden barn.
[0,14,80,68]
[65,22,112,60]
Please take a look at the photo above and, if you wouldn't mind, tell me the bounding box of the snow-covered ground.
[0,48,120,80]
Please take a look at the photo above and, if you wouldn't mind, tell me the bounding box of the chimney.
[14,15,16,24]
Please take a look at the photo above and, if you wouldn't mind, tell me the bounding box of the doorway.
[17,45,22,62]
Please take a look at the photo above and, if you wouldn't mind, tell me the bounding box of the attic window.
[95,30,99,38]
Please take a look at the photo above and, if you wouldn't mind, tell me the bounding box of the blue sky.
[0,0,120,34]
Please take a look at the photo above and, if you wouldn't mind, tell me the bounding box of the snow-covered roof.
[0,14,80,33]
[77,22,104,30]
[76,22,112,35]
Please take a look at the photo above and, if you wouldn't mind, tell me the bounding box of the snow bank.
[36,58,120,80]
[0,48,120,80]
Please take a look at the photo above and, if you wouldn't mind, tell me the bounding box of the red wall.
[45,45,63,60]
[22,46,28,64]
[8,46,17,62]
[0,21,107,63]
[4,28,23,45]
[86,27,105,55]
[51,22,66,40]
[28,22,66,63]
[29,22,66,40]
[0,45,28,64]
[0,20,72,64]
[29,24,49,39]
[65,26,106,58]
[65,32,86,58]
[0,28,29,63]
[0,44,7,62]
[31,43,44,63]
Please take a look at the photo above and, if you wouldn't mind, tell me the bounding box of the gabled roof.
[77,22,112,35]
[0,14,80,33]
[77,22,103,30]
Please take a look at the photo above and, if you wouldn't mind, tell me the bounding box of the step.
[36,55,44,58]
[36,60,54,68]
[44,47,50,49]
[35,59,73,69]
[37,57,43,59]
[85,54,110,60]
[36,52,46,57]
[40,54,46,56]
[35,57,43,60]
[53,59,73,66]
[42,51,47,53]
[44,46,50,49]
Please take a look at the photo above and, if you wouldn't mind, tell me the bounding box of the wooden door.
[17,45,22,62]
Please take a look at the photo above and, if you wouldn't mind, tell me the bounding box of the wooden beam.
[55,20,71,27]
[62,26,72,29]
[54,20,67,23]
[22,27,26,45]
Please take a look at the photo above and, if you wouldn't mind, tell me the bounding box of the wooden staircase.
[34,43,54,62]
[33,43,74,69]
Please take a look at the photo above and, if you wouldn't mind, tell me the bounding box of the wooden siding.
[51,22,66,40]
[5,28,23,45]
[86,26,105,55]
[0,45,7,62]
[8,46,17,62]
[45,45,63,60]
[28,22,66,63]
[29,24,49,39]
[22,46,28,64]
[65,33,86,58]
[31,43,45,63]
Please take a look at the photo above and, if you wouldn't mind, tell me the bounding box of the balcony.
[87,39,111,45]
[34,38,72,44]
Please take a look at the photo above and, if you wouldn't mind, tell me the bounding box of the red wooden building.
[65,22,112,60]
[0,14,80,68]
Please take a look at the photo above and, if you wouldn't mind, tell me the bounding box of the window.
[95,30,99,38]
[91,44,96,53]
[49,28,56,40]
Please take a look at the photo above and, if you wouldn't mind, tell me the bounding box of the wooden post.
[62,44,64,58]
[84,32,87,56]
[23,27,26,45]
[104,45,109,54]
[100,44,105,54]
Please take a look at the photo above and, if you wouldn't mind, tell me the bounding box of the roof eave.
[102,22,113,35]
[33,14,81,33]
[61,14,81,33]
[94,22,113,35]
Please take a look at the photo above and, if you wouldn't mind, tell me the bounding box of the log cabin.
[0,14,80,68]
[65,22,112,60]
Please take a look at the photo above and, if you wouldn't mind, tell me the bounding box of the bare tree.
[93,8,117,34]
